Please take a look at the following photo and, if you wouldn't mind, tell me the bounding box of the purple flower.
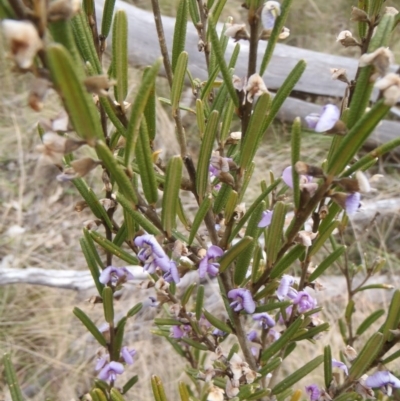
[332,359,348,376]
[276,274,296,300]
[345,192,360,215]
[258,210,273,228]
[170,324,191,339]
[99,266,134,285]
[135,234,180,283]
[267,329,281,343]
[228,288,256,314]
[305,384,321,401]
[212,328,226,337]
[247,330,258,342]
[365,371,400,394]
[121,346,136,365]
[253,312,275,328]
[199,245,224,278]
[209,155,232,178]
[98,361,124,382]
[305,104,340,132]
[282,166,312,189]
[95,355,108,371]
[292,291,317,313]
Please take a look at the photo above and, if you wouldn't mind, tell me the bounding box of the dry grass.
[1,1,400,400]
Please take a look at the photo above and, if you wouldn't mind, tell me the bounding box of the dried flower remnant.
[336,30,360,47]
[224,23,250,41]
[343,345,357,362]
[385,7,399,16]
[228,288,256,313]
[375,73,400,106]
[351,6,369,22]
[2,20,43,69]
[84,75,116,96]
[48,0,80,21]
[364,371,400,396]
[198,245,223,278]
[207,385,224,401]
[359,47,394,77]
[245,73,269,103]
[98,361,124,382]
[294,231,317,247]
[99,266,135,285]
[261,1,281,30]
[258,210,273,228]
[356,375,376,399]
[330,68,350,84]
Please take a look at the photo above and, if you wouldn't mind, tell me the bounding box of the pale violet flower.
[365,371,400,395]
[305,384,321,401]
[276,274,297,300]
[170,324,191,339]
[291,290,317,313]
[199,245,224,278]
[99,266,134,285]
[258,210,273,228]
[98,361,124,382]
[282,166,312,189]
[345,192,361,215]
[253,312,275,328]
[305,104,340,132]
[228,288,256,313]
[121,346,136,365]
[261,1,281,29]
[332,359,349,376]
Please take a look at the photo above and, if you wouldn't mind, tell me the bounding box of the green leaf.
[271,355,324,395]
[348,333,384,381]
[122,375,139,394]
[127,303,143,318]
[259,0,295,75]
[195,99,206,138]
[309,221,339,256]
[162,156,183,236]
[188,0,200,25]
[261,317,304,361]
[203,309,232,333]
[125,58,162,166]
[181,337,209,350]
[259,356,282,377]
[332,393,361,401]
[224,190,238,223]
[172,0,188,73]
[328,100,390,176]
[208,16,239,107]
[230,178,281,241]
[308,246,345,282]
[254,301,292,313]
[220,98,235,143]
[239,93,271,171]
[73,307,107,347]
[112,10,128,104]
[369,14,395,51]
[102,286,114,323]
[110,388,126,401]
[291,117,301,209]
[47,44,103,142]
[380,290,400,341]
[381,348,400,365]
[181,283,197,306]
[266,201,286,266]
[356,309,384,336]
[151,376,169,401]
[195,285,204,320]
[196,110,219,200]
[178,382,190,401]
[101,0,116,38]
[136,120,159,205]
[89,230,139,265]
[80,237,104,295]
[71,11,102,74]
[91,388,108,401]
[113,317,127,360]
[292,322,330,341]
[116,192,161,235]
[234,204,264,285]
[270,244,304,279]
[171,52,189,117]
[95,141,138,203]
[3,353,24,401]
[213,184,232,215]
[188,194,211,245]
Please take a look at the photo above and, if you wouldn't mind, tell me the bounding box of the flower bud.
[2,20,43,69]
[319,205,329,219]
[351,7,369,22]
[336,30,360,47]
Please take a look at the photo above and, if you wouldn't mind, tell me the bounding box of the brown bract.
[375,73,400,106]
[359,47,394,77]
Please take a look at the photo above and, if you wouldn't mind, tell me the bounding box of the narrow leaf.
[203,309,232,333]
[308,246,345,282]
[101,0,116,37]
[270,244,304,279]
[188,194,211,245]
[73,307,107,346]
[266,201,286,266]
[162,156,183,236]
[380,290,400,341]
[309,221,339,256]
[291,117,301,209]
[356,309,385,336]
[113,317,127,360]
[171,51,189,117]
[3,354,24,401]
[195,285,204,320]
[80,237,104,295]
[102,286,114,323]
[171,0,188,72]
[127,303,143,318]
[110,388,126,401]
[122,375,139,394]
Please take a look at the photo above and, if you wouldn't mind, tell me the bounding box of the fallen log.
[94,0,400,151]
